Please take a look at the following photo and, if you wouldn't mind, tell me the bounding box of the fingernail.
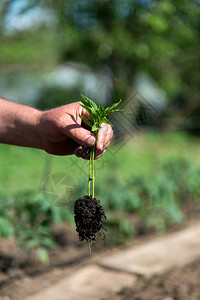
[87,136,96,146]
[100,143,104,151]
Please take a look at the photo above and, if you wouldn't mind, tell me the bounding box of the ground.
[116,259,200,300]
[1,223,200,300]
[1,132,200,299]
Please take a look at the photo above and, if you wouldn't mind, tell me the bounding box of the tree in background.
[0,0,199,111]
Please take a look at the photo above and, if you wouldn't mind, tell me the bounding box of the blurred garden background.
[0,0,200,264]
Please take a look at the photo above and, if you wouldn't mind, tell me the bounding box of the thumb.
[65,123,96,147]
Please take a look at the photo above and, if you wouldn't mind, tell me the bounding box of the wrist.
[31,109,44,150]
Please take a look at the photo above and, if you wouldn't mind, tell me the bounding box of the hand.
[38,102,113,159]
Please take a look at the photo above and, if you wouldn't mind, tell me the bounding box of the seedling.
[74,94,122,243]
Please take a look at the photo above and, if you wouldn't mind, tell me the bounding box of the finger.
[95,149,104,158]
[104,141,110,149]
[104,125,113,147]
[96,123,108,151]
[95,150,105,160]
[96,124,113,151]
[45,139,78,156]
[74,146,105,160]
[74,146,91,160]
[65,124,96,148]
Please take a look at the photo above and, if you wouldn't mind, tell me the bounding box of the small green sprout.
[79,94,123,198]
[79,94,122,132]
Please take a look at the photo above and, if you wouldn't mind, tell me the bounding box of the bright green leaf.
[99,103,105,116]
[81,94,98,110]
[105,99,122,116]
[79,114,93,127]
[101,117,113,126]
[88,115,94,124]
[80,104,95,116]
[110,109,123,113]
[92,124,101,132]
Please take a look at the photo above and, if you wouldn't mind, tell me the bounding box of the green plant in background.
[188,166,200,200]
[0,191,75,264]
[98,156,200,241]
[0,197,14,238]
[1,134,200,260]
[1,0,199,108]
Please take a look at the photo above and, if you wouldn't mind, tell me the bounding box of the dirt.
[0,222,107,300]
[74,195,106,242]
[117,259,200,300]
[0,240,107,300]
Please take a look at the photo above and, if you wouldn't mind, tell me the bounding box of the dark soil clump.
[74,195,106,242]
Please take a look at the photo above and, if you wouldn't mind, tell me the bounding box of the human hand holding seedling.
[0,97,113,158]
[38,100,113,158]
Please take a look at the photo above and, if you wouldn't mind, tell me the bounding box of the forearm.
[0,98,42,149]
[0,98,113,158]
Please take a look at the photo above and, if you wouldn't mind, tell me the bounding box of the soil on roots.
[74,195,106,242]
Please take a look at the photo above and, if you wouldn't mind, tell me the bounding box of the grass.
[0,131,200,196]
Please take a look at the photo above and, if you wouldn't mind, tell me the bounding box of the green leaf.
[92,124,101,132]
[80,104,95,116]
[101,117,113,126]
[105,99,122,116]
[88,115,94,124]
[109,109,123,113]
[79,114,93,127]
[81,94,98,110]
[97,114,102,123]
[99,103,105,117]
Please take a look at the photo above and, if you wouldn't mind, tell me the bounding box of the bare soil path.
[1,224,200,300]
[20,224,200,300]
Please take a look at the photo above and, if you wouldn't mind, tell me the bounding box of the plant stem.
[88,151,92,196]
[92,145,95,198]
[88,131,97,198]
